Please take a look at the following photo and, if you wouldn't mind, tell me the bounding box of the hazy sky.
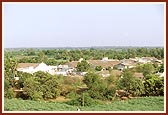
[4,3,165,48]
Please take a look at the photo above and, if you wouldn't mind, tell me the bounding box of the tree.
[144,74,164,96]
[142,64,155,76]
[117,70,145,96]
[4,56,18,87]
[83,72,100,88]
[33,71,61,99]
[23,77,41,100]
[77,60,90,72]
[42,76,61,99]
[37,51,48,62]
[83,72,116,100]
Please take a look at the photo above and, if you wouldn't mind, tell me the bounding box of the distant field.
[4,96,164,111]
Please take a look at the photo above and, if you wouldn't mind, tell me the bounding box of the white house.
[102,57,108,61]
[17,63,39,74]
[33,62,49,73]
[17,62,72,76]
[17,62,57,75]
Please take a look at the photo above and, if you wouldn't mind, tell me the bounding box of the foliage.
[4,96,164,111]
[158,64,164,73]
[65,90,80,99]
[23,77,40,100]
[4,56,18,87]
[142,63,155,76]
[144,74,164,96]
[4,79,11,91]
[4,88,15,99]
[4,48,164,101]
[66,92,100,106]
[95,66,102,71]
[5,47,164,62]
[83,72,117,100]
[77,60,90,72]
[116,70,145,96]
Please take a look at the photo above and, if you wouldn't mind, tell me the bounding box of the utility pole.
[82,93,84,106]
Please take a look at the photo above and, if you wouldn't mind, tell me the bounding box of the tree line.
[5,47,164,65]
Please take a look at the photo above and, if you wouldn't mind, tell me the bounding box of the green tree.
[117,70,145,96]
[77,60,90,72]
[23,77,41,100]
[83,72,116,100]
[42,76,61,99]
[37,51,48,63]
[144,74,164,96]
[142,64,155,76]
[4,88,15,99]
[33,71,61,99]
[4,56,18,87]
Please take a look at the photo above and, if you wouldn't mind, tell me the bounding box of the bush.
[4,79,10,91]
[83,72,117,100]
[31,92,43,101]
[144,74,164,96]
[65,90,80,99]
[95,66,102,71]
[4,88,15,99]
[105,86,117,100]
[66,93,99,106]
[116,70,145,96]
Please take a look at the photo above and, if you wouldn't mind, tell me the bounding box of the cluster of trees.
[5,70,83,100]
[5,47,164,65]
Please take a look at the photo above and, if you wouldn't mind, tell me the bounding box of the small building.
[102,57,108,61]
[17,62,57,75]
[55,71,67,76]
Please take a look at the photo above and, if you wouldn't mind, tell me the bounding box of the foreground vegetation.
[4,96,164,111]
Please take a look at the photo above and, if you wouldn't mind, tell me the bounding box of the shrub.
[4,79,10,91]
[4,88,15,99]
[32,91,43,101]
[66,93,99,106]
[144,74,164,96]
[83,72,117,100]
[65,90,80,99]
[95,66,102,71]
[116,70,145,96]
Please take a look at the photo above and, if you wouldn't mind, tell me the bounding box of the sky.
[3,3,165,48]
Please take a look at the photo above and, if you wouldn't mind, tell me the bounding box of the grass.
[4,96,164,111]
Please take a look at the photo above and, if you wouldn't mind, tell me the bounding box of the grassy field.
[4,96,164,111]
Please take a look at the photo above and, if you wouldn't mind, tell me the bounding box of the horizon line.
[4,46,164,49]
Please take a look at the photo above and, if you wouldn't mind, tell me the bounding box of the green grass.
[4,96,164,111]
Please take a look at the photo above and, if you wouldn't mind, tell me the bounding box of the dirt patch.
[48,96,71,102]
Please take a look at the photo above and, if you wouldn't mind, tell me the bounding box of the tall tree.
[77,60,90,72]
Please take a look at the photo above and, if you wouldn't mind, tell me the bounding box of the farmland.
[4,96,164,111]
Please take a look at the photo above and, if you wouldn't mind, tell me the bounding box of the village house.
[87,57,121,71]
[115,59,137,71]
[136,57,162,64]
[17,62,71,76]
[17,63,42,74]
